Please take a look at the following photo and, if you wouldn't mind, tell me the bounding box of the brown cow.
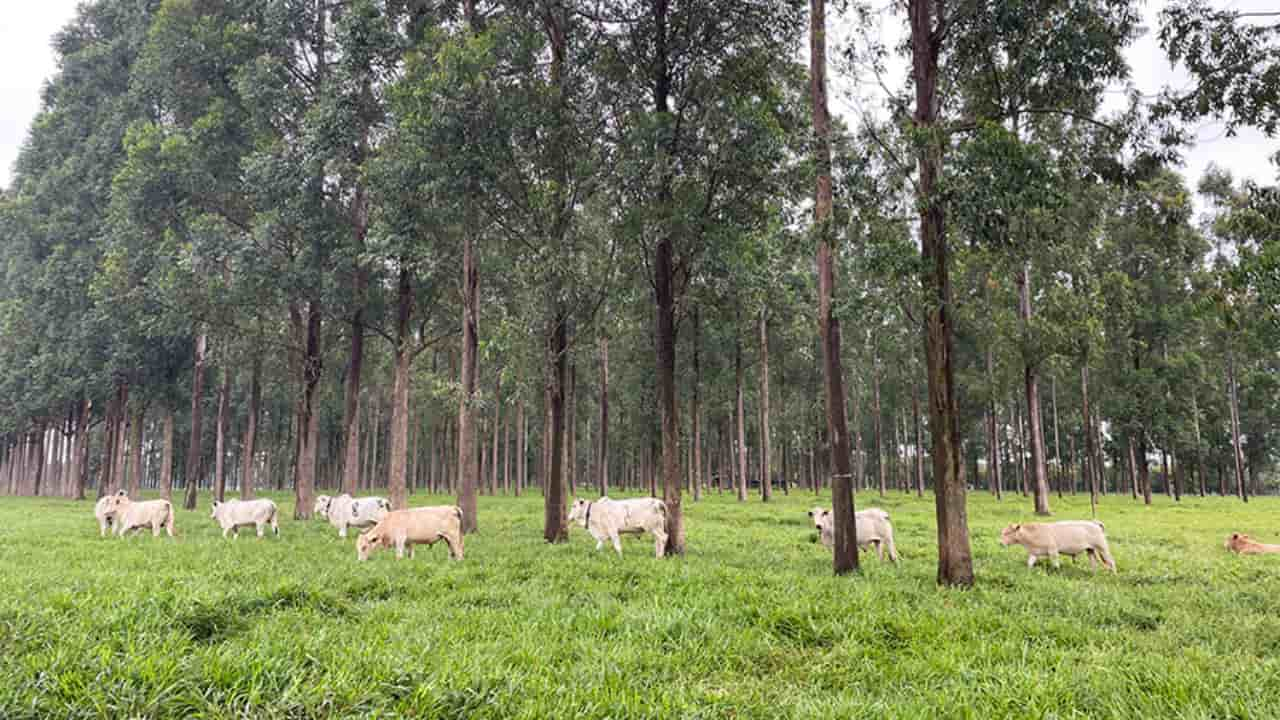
[1225,533,1280,555]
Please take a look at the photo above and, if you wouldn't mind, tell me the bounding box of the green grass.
[3,488,1280,719]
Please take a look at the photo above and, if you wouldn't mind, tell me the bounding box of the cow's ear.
[807,510,814,517]
[1013,524,1021,531]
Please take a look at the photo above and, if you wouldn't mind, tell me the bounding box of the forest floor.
[2,488,1279,719]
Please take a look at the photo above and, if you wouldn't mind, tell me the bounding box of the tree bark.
[812,0,859,575]
[292,303,322,519]
[183,332,208,510]
[214,365,232,502]
[598,336,609,496]
[240,350,261,500]
[544,312,569,542]
[692,309,702,502]
[1227,348,1247,502]
[128,406,144,497]
[1081,364,1098,515]
[493,374,503,495]
[872,348,886,496]
[758,309,772,501]
[1018,264,1051,515]
[910,0,972,585]
[458,215,480,531]
[160,404,175,501]
[735,327,749,502]
[71,399,90,500]
[388,266,415,509]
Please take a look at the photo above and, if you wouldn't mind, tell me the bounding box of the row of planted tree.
[0,0,1276,583]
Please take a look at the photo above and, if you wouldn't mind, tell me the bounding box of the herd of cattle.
[89,490,1277,567]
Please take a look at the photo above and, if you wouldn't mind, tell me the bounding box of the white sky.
[1,0,1276,194]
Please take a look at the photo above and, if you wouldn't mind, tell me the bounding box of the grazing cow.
[94,490,127,537]
[313,495,333,518]
[1225,533,1280,555]
[356,506,464,562]
[210,498,279,539]
[807,507,900,563]
[1000,521,1116,572]
[568,496,669,558]
[316,493,390,537]
[107,494,175,538]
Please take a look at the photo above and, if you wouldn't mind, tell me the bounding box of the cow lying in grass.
[1225,533,1280,555]
[94,490,126,537]
[568,497,669,558]
[210,499,279,539]
[806,507,900,563]
[314,493,390,537]
[356,506,464,562]
[106,494,176,538]
[1000,521,1116,572]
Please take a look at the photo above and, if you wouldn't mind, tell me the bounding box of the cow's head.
[210,501,222,518]
[356,527,386,561]
[807,508,832,532]
[567,498,590,525]
[999,524,1022,546]
[313,495,332,518]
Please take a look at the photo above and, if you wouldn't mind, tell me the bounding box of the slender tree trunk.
[598,336,609,496]
[911,0,971,585]
[735,328,749,502]
[183,332,208,509]
[214,366,232,502]
[71,399,89,500]
[388,266,415,509]
[240,351,261,500]
[493,374,503,495]
[504,399,512,495]
[158,404,174,501]
[1191,393,1206,497]
[1051,375,1062,499]
[692,309,702,501]
[913,386,925,497]
[1227,348,1247,502]
[127,406,144,498]
[1081,364,1098,515]
[812,0,858,574]
[292,303,322,519]
[566,364,575,496]
[1018,264,1051,515]
[544,311,570,542]
[758,309,772,501]
[458,217,480,531]
[517,401,526,497]
[872,349,885,496]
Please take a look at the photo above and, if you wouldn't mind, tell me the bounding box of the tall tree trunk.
[183,332,208,510]
[812,0,858,574]
[214,366,232,502]
[160,404,175,501]
[1018,264,1051,515]
[71,399,90,500]
[493,374,503,495]
[735,328,749,502]
[1081,364,1098,515]
[128,406,144,497]
[1138,432,1152,505]
[692,310,703,502]
[911,0,971,585]
[240,351,261,500]
[759,309,772,501]
[292,303,322,519]
[341,316,364,495]
[1227,348,1247,502]
[598,336,609,496]
[566,364,575,496]
[458,216,480,531]
[504,399,512,495]
[517,400,525,497]
[388,266,415,509]
[913,385,925,497]
[1051,374,1062,499]
[1191,393,1206,498]
[872,349,885,497]
[544,311,570,542]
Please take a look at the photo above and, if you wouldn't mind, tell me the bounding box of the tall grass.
[2,488,1279,718]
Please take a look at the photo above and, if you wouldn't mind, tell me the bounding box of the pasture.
[3,490,1280,719]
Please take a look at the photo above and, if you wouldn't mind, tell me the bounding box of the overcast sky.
[1,0,1276,197]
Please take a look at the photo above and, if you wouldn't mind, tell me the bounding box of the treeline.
[0,0,1276,582]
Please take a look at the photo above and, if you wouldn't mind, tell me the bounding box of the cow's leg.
[873,540,885,562]
[1026,553,1038,569]
[407,542,416,559]
[1086,549,1098,571]
[595,537,604,552]
[611,532,623,556]
[1048,548,1061,569]
[441,533,463,561]
[339,522,348,538]
[395,537,406,559]
[257,522,266,538]
[152,520,161,537]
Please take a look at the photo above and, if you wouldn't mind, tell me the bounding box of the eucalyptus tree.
[593,0,807,554]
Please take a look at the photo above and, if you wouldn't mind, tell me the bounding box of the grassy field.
[2,488,1280,719]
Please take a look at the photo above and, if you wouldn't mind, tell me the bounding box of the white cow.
[107,494,175,538]
[94,490,126,537]
[210,498,280,539]
[807,507,900,563]
[316,493,390,537]
[568,496,668,558]
[1000,520,1116,572]
[356,506,464,562]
